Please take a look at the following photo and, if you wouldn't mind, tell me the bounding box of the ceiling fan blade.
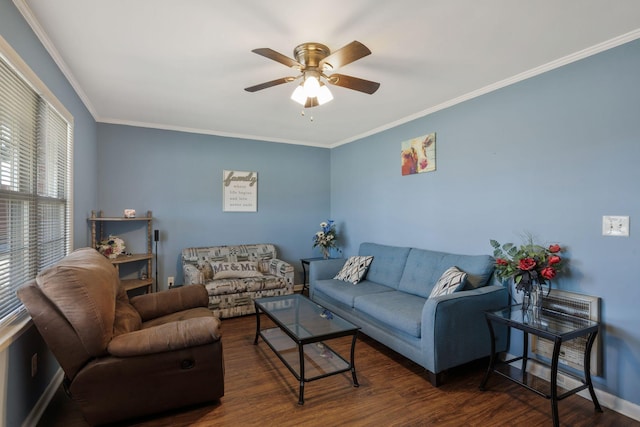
[320,41,371,70]
[244,77,296,92]
[251,48,301,69]
[327,74,380,94]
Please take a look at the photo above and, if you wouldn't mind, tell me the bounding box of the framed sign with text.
[223,170,258,212]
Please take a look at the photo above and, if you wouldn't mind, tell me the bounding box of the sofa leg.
[427,370,444,387]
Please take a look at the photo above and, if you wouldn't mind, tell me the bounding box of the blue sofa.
[309,242,509,386]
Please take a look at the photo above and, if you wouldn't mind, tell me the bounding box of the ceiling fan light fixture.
[302,73,320,98]
[317,84,333,105]
[290,85,307,105]
[304,97,319,109]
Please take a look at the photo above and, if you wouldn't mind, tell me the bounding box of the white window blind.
[0,41,72,327]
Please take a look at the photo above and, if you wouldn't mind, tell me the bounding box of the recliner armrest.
[130,285,208,321]
[107,315,221,357]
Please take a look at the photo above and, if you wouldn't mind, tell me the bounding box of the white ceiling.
[16,0,640,148]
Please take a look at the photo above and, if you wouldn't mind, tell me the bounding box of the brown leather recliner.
[17,247,224,426]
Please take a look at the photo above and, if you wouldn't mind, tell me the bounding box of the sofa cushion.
[211,261,263,279]
[429,266,467,298]
[314,279,394,308]
[461,256,496,289]
[398,248,495,298]
[358,243,410,288]
[354,291,426,338]
[334,256,373,284]
[198,259,214,281]
[205,276,286,296]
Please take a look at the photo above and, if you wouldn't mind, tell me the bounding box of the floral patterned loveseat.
[182,244,294,318]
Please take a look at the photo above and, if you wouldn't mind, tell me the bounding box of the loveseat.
[182,243,295,318]
[17,248,224,426]
[309,242,509,386]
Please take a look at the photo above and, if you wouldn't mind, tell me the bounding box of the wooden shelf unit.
[89,210,154,293]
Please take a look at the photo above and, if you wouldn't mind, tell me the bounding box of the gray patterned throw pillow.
[334,256,374,284]
[429,266,467,298]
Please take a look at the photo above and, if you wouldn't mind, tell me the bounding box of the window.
[0,36,73,327]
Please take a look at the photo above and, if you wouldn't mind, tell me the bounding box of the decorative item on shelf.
[124,209,136,218]
[490,234,565,312]
[312,220,341,259]
[96,235,126,259]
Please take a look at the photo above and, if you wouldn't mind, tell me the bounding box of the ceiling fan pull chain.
[299,109,314,122]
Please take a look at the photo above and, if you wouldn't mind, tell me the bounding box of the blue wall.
[331,39,640,406]
[95,124,331,287]
[1,0,98,425]
[3,0,640,420]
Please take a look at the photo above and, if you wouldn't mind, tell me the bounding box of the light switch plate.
[602,215,629,237]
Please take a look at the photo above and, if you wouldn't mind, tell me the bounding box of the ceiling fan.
[244,41,380,108]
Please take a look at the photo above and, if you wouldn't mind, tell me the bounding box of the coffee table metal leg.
[350,333,360,387]
[298,343,305,405]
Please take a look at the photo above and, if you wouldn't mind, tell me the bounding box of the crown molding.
[99,117,330,148]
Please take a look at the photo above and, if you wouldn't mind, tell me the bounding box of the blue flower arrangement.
[312,220,340,259]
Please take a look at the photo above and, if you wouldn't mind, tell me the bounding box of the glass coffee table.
[253,294,360,405]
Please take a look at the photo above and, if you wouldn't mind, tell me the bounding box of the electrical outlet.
[168,276,175,288]
[31,353,38,378]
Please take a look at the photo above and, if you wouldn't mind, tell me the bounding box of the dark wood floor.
[37,314,638,427]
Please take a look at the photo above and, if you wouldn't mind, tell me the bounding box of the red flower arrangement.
[490,237,565,294]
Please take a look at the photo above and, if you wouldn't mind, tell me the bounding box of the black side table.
[480,305,602,427]
[300,257,325,295]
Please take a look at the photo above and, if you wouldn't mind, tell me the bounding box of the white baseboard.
[21,369,63,427]
[502,353,640,422]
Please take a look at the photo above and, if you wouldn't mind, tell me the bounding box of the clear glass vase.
[321,246,330,259]
[522,281,543,308]
[522,282,543,324]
